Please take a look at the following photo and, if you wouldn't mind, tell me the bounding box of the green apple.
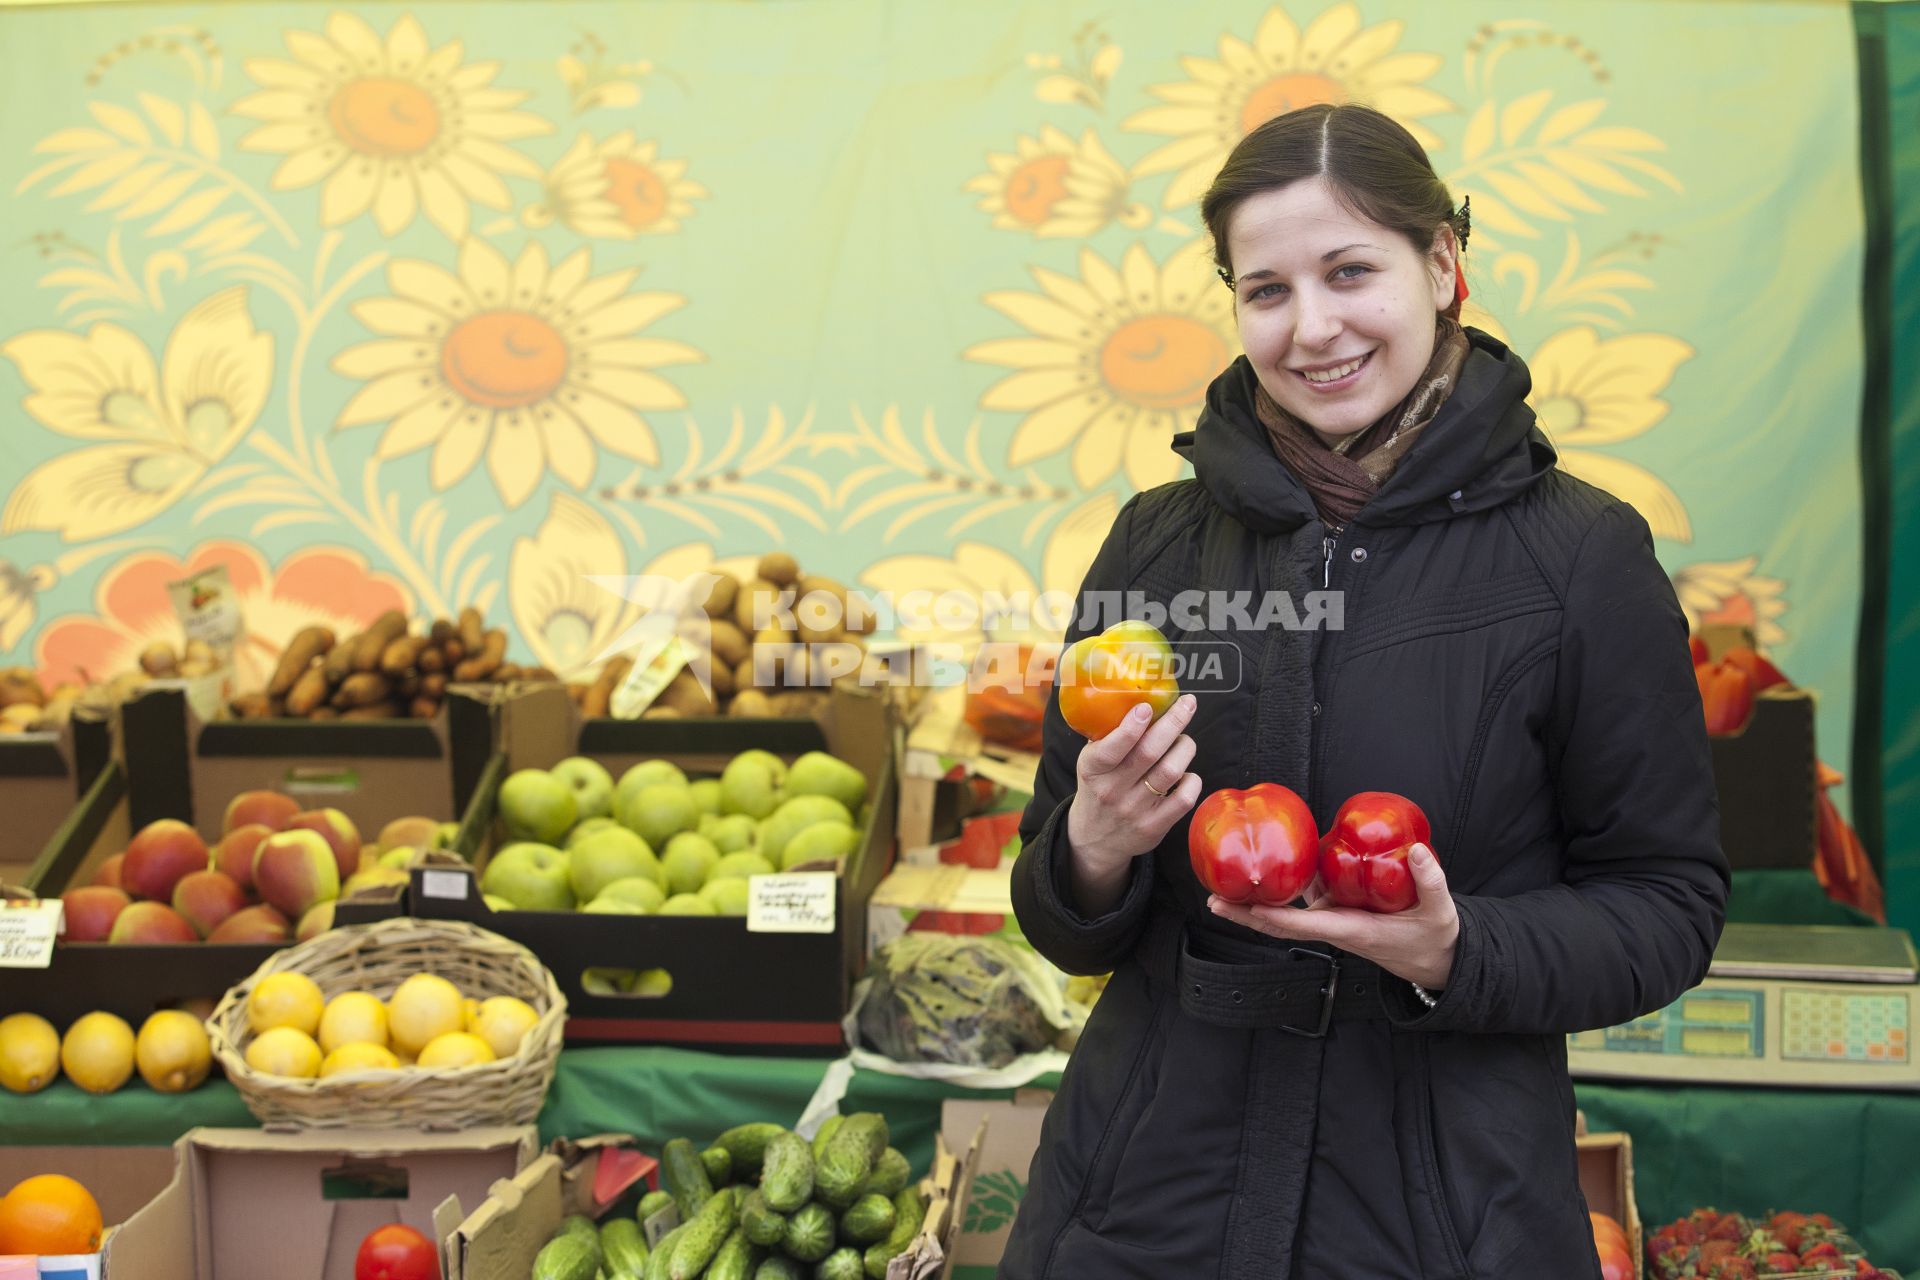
[719,750,787,819]
[661,832,720,896]
[483,894,516,912]
[699,876,751,917]
[615,760,689,819]
[596,876,667,912]
[703,814,760,855]
[785,751,868,812]
[377,845,417,870]
[582,897,647,915]
[712,851,775,881]
[568,827,661,902]
[628,968,673,996]
[618,782,698,850]
[432,821,462,851]
[551,756,616,822]
[689,778,724,818]
[760,795,854,865]
[780,821,859,871]
[498,769,577,845]
[566,816,621,848]
[479,841,574,911]
[658,893,718,916]
[582,967,634,995]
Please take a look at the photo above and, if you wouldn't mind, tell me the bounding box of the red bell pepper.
[1188,782,1319,905]
[1695,659,1756,735]
[1720,644,1791,692]
[1319,791,1431,914]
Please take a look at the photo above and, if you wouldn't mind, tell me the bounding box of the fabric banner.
[0,1,1867,872]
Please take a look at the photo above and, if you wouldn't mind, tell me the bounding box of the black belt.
[1175,925,1391,1034]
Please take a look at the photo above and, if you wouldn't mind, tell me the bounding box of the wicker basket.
[207,917,565,1130]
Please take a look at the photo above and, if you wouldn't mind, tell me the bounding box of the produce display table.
[4,1049,1916,1268]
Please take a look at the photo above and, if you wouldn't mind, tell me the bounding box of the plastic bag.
[856,933,1073,1069]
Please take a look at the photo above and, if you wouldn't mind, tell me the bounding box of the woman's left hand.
[1207,842,1459,990]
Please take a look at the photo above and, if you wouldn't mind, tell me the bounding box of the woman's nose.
[1292,288,1341,349]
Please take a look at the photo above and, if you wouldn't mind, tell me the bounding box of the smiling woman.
[1002,103,1728,1280]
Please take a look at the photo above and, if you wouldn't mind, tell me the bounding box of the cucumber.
[857,1149,910,1200]
[760,1131,815,1213]
[814,1247,863,1280]
[756,1258,805,1280]
[863,1190,926,1280]
[740,1189,788,1247]
[781,1203,836,1263]
[815,1114,888,1209]
[707,1226,760,1280]
[601,1218,650,1279]
[533,1232,601,1280]
[702,1144,735,1186]
[663,1137,715,1220]
[715,1122,787,1174]
[810,1115,844,1161]
[639,1189,676,1221]
[838,1194,896,1244]
[643,1225,686,1280]
[669,1181,739,1280]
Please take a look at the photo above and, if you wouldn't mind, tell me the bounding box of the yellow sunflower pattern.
[1,1,1857,760]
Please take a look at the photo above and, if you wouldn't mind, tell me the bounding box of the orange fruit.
[0,1173,104,1255]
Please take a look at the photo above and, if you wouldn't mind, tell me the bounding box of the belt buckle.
[1280,947,1340,1038]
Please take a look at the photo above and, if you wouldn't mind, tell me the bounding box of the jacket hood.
[1173,329,1556,534]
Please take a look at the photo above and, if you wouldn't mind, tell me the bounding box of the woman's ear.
[1428,226,1458,311]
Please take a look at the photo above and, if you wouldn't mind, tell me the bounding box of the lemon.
[319,1042,401,1078]
[60,1012,136,1094]
[134,1011,211,1093]
[247,972,325,1037]
[462,997,483,1031]
[317,992,389,1054]
[386,974,465,1057]
[414,1031,496,1069]
[244,1027,323,1078]
[0,1013,61,1094]
[470,997,540,1060]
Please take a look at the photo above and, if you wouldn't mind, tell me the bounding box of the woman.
[1004,103,1728,1279]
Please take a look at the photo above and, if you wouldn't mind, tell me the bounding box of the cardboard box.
[0,712,110,886]
[1699,625,1819,871]
[867,815,1021,956]
[12,761,285,1028]
[100,1126,536,1280]
[117,686,495,842]
[935,1095,1637,1276]
[1575,1115,1644,1279]
[899,685,1038,850]
[442,1137,652,1280]
[405,682,897,1052]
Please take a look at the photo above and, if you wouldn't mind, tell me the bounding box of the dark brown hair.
[1200,103,1469,320]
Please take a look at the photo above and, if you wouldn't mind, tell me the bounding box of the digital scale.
[1566,923,1920,1090]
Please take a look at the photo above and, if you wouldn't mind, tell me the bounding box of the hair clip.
[1216,265,1236,290]
[1457,194,1472,249]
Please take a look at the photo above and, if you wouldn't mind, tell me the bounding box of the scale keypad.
[1781,989,1909,1064]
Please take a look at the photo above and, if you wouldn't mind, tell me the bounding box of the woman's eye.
[1250,282,1285,301]
[1333,264,1371,281]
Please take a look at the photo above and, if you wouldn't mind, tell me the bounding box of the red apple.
[206,903,292,943]
[296,900,335,941]
[285,808,362,884]
[223,790,299,834]
[252,828,340,918]
[92,853,126,890]
[60,886,131,942]
[122,819,211,902]
[108,900,199,944]
[214,823,273,893]
[172,869,248,938]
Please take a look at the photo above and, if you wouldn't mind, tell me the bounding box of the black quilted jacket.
[1003,332,1729,1279]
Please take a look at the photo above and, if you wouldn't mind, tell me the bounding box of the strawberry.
[1760,1253,1801,1275]
[1800,1240,1845,1268]
[1707,1212,1748,1243]
[1699,1240,1740,1267]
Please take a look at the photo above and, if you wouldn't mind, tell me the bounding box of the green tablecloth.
[4,1050,1916,1269]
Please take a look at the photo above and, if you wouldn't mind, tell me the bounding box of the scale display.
[1566,926,1920,1090]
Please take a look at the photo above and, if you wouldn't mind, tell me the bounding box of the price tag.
[747,873,837,934]
[0,899,64,968]
[420,870,471,901]
[642,1202,682,1248]
[611,634,688,719]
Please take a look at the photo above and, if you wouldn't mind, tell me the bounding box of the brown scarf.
[1256,318,1470,528]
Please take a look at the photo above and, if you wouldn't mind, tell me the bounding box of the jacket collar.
[1174,329,1556,534]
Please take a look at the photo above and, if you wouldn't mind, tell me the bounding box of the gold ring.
[1142,776,1171,797]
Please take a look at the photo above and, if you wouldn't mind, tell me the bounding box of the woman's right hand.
[1064,693,1201,915]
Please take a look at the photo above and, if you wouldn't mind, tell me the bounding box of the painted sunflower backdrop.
[0,2,1863,801]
